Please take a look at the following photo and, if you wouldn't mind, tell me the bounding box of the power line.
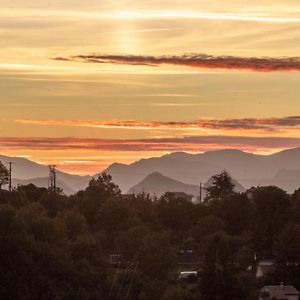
[124,261,139,300]
[108,261,121,300]
[115,262,134,300]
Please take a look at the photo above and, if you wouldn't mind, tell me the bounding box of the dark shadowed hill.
[128,172,245,200]
[128,172,200,199]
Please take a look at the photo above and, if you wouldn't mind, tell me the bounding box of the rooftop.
[261,285,300,299]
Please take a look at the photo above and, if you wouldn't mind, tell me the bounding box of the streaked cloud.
[15,116,300,132]
[1,136,300,153]
[56,54,300,72]
[111,11,300,23]
[3,8,300,24]
[137,93,198,98]
[2,0,300,175]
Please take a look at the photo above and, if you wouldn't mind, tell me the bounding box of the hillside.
[128,172,200,199]
[0,155,91,195]
[128,171,245,201]
[106,148,300,193]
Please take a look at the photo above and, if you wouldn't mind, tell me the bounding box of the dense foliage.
[0,171,300,300]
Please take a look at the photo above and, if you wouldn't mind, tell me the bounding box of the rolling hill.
[3,147,300,196]
[0,155,91,195]
[128,171,245,200]
[128,172,200,199]
[105,148,300,193]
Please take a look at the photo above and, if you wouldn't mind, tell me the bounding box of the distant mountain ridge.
[2,147,300,196]
[0,155,92,195]
[105,148,300,193]
[128,172,200,199]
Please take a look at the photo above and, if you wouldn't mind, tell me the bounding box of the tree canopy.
[0,171,299,300]
[0,161,9,189]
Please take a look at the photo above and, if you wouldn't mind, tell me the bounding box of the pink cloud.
[1,136,300,152]
[16,116,300,131]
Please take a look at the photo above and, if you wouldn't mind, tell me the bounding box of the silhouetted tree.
[220,193,255,235]
[271,223,300,289]
[290,188,300,224]
[200,232,242,300]
[191,215,225,243]
[0,161,9,190]
[78,172,121,224]
[156,192,197,230]
[115,225,151,259]
[251,186,290,257]
[138,232,176,280]
[205,171,236,204]
[0,171,300,300]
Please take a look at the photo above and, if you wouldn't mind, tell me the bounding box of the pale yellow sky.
[1,0,300,174]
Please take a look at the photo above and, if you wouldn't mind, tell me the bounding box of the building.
[259,285,300,300]
[168,192,194,202]
[256,260,275,278]
[121,194,134,200]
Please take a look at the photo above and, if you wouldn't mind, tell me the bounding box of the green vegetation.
[0,171,299,299]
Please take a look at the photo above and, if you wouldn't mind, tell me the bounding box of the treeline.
[0,171,300,300]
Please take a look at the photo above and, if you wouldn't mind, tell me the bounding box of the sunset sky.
[1,0,300,174]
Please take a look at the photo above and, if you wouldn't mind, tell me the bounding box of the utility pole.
[199,182,202,203]
[48,165,57,190]
[7,162,14,191]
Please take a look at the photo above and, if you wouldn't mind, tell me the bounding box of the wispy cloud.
[1,136,300,153]
[4,9,300,24]
[15,116,300,132]
[110,11,300,23]
[137,93,198,98]
[54,53,300,72]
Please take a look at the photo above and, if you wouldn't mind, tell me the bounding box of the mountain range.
[105,148,300,194]
[2,147,300,196]
[0,155,91,195]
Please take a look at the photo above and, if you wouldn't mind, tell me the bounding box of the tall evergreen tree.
[205,171,235,204]
[0,161,8,190]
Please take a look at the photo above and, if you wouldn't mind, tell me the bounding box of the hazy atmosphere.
[2,0,300,174]
[2,2,300,300]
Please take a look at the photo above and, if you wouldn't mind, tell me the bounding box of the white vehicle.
[178,271,198,280]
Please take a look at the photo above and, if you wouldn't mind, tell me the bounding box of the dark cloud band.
[54,54,300,72]
[16,116,300,131]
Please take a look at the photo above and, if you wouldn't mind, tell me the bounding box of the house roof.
[256,260,275,278]
[169,192,193,198]
[262,285,300,298]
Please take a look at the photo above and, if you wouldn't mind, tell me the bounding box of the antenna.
[48,165,57,190]
[7,162,14,191]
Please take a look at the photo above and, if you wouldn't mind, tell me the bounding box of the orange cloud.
[54,54,300,72]
[16,116,300,132]
[1,136,300,152]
